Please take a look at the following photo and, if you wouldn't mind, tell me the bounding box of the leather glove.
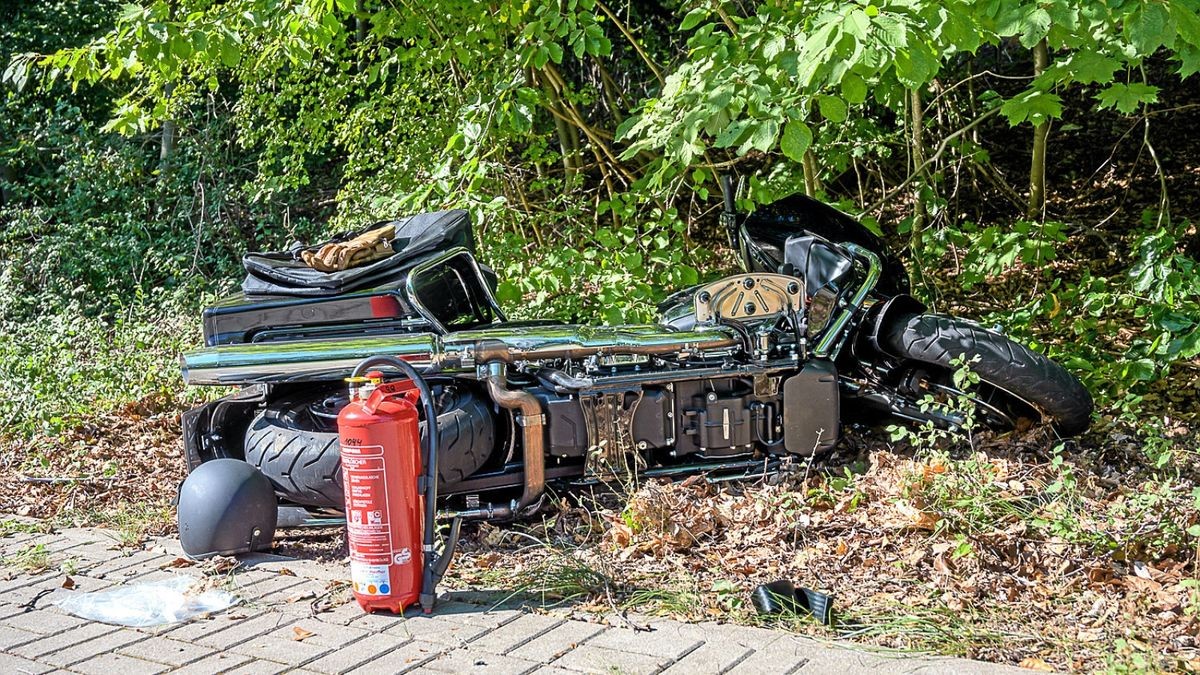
[301,224,395,272]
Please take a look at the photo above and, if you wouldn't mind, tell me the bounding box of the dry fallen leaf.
[1019,657,1055,671]
[162,557,194,569]
[278,568,296,577]
[61,576,75,590]
[292,626,315,641]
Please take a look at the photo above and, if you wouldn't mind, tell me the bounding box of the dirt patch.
[0,396,184,535]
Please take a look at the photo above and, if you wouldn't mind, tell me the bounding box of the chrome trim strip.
[403,247,508,334]
[813,243,881,359]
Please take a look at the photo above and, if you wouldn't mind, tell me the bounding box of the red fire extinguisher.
[337,374,425,613]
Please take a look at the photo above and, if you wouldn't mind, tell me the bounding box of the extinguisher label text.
[341,444,393,566]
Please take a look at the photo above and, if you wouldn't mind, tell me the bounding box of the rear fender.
[858,294,926,357]
[181,385,268,471]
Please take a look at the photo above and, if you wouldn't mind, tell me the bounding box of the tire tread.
[881,313,1093,436]
[245,391,493,508]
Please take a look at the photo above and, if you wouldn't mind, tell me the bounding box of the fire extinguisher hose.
[349,355,454,614]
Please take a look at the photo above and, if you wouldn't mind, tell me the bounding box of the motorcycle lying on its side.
[178,180,1092,530]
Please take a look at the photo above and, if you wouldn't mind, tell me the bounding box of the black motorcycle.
[180,182,1092,523]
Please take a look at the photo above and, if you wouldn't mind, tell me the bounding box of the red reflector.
[369,296,403,318]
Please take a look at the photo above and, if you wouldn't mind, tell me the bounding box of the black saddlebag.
[241,209,474,297]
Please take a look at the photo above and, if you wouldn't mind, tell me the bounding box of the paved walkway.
[0,524,1027,674]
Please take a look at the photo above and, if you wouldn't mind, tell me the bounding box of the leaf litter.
[445,426,1200,673]
[3,394,1199,670]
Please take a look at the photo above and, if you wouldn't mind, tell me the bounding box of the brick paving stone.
[0,602,23,619]
[692,621,787,648]
[431,602,525,629]
[232,573,310,602]
[118,635,217,667]
[85,550,164,578]
[582,624,703,659]
[0,622,39,649]
[347,610,407,633]
[528,667,579,675]
[131,569,200,585]
[71,651,170,675]
[0,651,54,674]
[57,539,124,560]
[551,644,667,674]
[303,632,410,674]
[0,570,58,595]
[220,658,292,675]
[169,652,254,674]
[2,606,87,634]
[193,611,290,649]
[44,531,105,552]
[0,573,94,608]
[258,578,329,606]
[229,633,336,666]
[659,640,751,675]
[164,610,265,643]
[9,620,116,659]
[0,538,65,561]
[466,612,563,655]
[0,533,39,553]
[423,646,540,674]
[345,639,447,674]
[385,616,489,646]
[724,648,809,675]
[39,626,145,667]
[506,619,603,664]
[312,600,367,627]
[266,619,371,649]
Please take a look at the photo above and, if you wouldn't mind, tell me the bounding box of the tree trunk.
[540,72,581,178]
[1028,38,1051,219]
[909,87,928,234]
[0,162,13,207]
[801,150,821,197]
[355,0,367,42]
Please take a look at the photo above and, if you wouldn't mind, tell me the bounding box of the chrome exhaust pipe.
[181,325,740,386]
[484,362,545,511]
[181,334,445,385]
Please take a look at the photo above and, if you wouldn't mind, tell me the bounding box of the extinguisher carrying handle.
[349,355,443,614]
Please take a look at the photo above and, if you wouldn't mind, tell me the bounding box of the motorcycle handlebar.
[720,175,736,214]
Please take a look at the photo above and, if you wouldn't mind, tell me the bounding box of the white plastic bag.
[51,575,238,627]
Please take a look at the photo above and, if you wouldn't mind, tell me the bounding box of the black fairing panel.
[782,361,840,455]
[783,235,855,292]
[741,194,909,296]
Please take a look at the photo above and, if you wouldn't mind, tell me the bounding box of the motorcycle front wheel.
[879,313,1093,437]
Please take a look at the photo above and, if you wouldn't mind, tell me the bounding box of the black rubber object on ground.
[881,313,1093,436]
[243,388,494,508]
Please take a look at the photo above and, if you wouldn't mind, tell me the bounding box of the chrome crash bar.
[812,243,881,360]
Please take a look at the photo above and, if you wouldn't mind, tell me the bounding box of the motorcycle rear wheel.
[243,385,494,508]
[881,313,1093,436]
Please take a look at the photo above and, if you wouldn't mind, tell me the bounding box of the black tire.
[243,386,494,508]
[880,313,1093,436]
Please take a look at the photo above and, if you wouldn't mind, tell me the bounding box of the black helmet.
[178,459,278,559]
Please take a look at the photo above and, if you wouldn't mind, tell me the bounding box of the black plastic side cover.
[782,361,840,455]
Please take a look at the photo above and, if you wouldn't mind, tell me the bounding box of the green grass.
[2,543,52,573]
[838,602,1047,656]
[0,518,51,537]
[68,504,174,548]
[0,306,201,438]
